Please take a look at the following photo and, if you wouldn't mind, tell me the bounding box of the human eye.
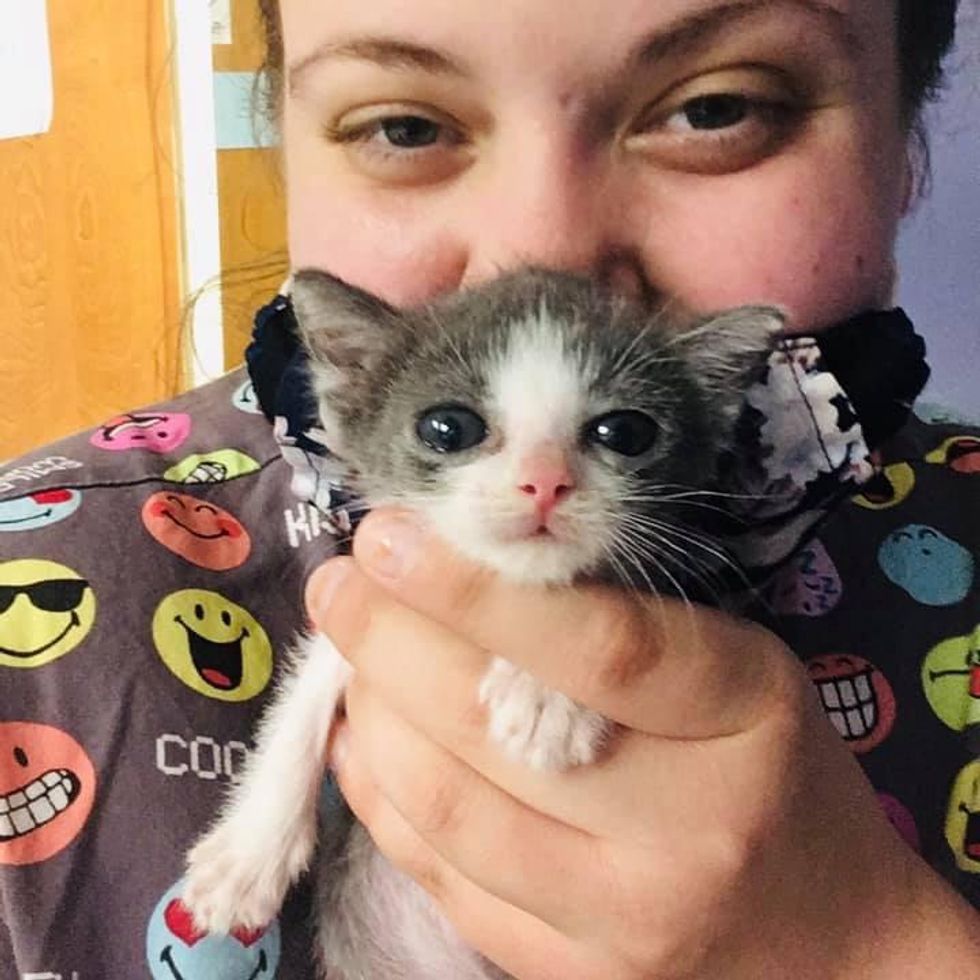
[667,92,759,132]
[627,70,806,174]
[322,103,472,185]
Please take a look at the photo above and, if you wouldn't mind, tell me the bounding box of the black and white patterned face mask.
[245,289,929,594]
[711,312,929,578]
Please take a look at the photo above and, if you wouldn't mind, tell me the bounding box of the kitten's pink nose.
[517,452,575,521]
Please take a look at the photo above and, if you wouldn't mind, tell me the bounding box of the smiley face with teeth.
[805,654,897,754]
[152,590,272,702]
[0,721,96,865]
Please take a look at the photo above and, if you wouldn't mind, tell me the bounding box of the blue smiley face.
[0,489,81,533]
[146,879,281,980]
[878,524,975,607]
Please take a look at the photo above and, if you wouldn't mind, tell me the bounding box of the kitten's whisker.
[607,538,672,623]
[619,509,732,555]
[620,497,751,524]
[617,513,753,598]
[599,540,646,599]
[618,487,776,506]
[625,517,745,582]
[605,314,670,379]
[617,512,722,571]
[618,480,773,500]
[426,311,473,379]
[645,535,751,600]
[613,527,727,608]
[614,533,694,616]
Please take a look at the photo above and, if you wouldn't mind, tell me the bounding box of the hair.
[255,0,959,128]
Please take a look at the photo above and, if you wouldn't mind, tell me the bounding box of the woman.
[0,1,977,976]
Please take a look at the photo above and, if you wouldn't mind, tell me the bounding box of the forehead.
[280,0,890,80]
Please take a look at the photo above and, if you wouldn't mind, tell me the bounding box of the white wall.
[896,1,980,417]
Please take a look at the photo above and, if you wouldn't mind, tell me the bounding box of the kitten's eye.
[585,411,659,457]
[416,404,487,454]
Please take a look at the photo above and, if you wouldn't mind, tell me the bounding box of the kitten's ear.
[290,268,401,393]
[671,305,783,418]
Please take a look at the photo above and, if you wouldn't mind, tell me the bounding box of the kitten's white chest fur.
[183,636,600,977]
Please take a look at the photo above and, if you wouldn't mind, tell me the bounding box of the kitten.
[183,268,781,978]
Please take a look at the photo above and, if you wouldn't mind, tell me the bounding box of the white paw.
[479,659,609,771]
[182,812,315,934]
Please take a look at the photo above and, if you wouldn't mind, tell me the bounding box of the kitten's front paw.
[183,812,315,934]
[479,659,609,771]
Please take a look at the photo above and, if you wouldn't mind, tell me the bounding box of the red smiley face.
[0,721,96,865]
[806,654,897,754]
[142,493,251,571]
[941,436,980,474]
[926,436,980,474]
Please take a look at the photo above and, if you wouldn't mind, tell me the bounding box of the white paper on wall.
[211,0,232,44]
[0,0,54,141]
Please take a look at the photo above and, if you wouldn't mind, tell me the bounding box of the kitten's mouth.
[497,516,564,543]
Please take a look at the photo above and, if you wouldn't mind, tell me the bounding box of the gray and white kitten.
[183,268,781,979]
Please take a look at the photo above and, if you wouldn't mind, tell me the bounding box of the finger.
[307,555,496,752]
[340,677,602,939]
[332,720,608,980]
[308,556,604,831]
[325,509,794,738]
[305,554,803,842]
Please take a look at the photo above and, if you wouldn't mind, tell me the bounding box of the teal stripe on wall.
[213,71,279,150]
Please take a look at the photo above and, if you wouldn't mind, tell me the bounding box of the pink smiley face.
[90,413,191,454]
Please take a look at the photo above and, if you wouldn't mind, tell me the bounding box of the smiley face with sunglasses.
[0,559,96,669]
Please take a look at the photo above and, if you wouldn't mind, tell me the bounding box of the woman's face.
[280,0,908,331]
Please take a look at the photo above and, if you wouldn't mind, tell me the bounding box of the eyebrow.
[631,0,861,66]
[288,0,859,93]
[289,38,466,93]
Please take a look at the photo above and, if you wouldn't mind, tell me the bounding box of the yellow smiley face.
[152,589,273,701]
[945,760,980,874]
[0,559,96,669]
[852,462,915,510]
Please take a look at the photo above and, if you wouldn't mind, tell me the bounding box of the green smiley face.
[921,624,980,731]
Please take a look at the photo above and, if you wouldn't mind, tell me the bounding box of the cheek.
[639,131,907,330]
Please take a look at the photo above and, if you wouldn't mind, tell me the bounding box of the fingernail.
[306,559,353,623]
[363,513,423,580]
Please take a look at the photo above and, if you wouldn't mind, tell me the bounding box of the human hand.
[306,508,979,980]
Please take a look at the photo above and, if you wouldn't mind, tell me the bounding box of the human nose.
[462,136,650,301]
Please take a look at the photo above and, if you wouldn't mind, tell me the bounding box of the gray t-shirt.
[0,367,977,977]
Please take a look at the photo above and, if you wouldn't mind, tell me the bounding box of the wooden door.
[212,0,289,368]
[0,1,183,459]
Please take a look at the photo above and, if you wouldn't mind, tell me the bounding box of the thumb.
[346,507,802,739]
